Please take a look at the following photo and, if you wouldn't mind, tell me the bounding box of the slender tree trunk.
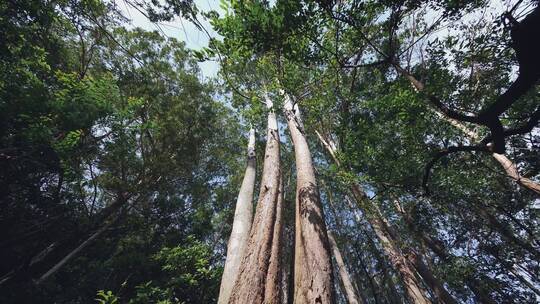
[218,128,257,304]
[382,264,403,304]
[342,196,401,304]
[367,209,430,304]
[321,181,376,304]
[392,199,497,304]
[283,93,335,303]
[317,130,431,303]
[405,251,457,304]
[328,231,364,304]
[229,99,284,304]
[35,215,117,285]
[395,65,540,195]
[378,205,457,304]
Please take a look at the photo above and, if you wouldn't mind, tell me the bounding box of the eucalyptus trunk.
[328,231,364,304]
[36,215,118,285]
[229,99,284,304]
[218,128,256,304]
[283,93,335,304]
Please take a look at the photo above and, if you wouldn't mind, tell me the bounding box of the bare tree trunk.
[378,204,456,304]
[406,252,457,304]
[283,93,335,304]
[265,175,285,302]
[218,128,257,304]
[396,65,540,195]
[328,232,364,304]
[367,210,431,304]
[321,181,376,304]
[317,130,431,304]
[35,216,117,285]
[229,99,284,304]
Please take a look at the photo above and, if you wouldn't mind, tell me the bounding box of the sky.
[115,0,223,79]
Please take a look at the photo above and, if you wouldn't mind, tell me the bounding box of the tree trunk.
[35,215,117,285]
[321,181,377,304]
[218,128,257,304]
[396,65,540,195]
[392,199,497,304]
[328,231,364,304]
[406,251,457,304]
[342,196,401,304]
[367,209,431,304]
[283,93,335,304]
[229,99,284,304]
[317,130,432,304]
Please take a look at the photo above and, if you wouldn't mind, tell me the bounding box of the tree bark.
[229,99,284,304]
[35,215,117,285]
[328,231,364,304]
[405,251,457,304]
[283,93,335,304]
[218,128,257,304]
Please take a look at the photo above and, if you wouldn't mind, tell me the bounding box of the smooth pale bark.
[218,128,256,304]
[396,65,540,195]
[328,232,364,304]
[35,216,117,284]
[229,100,284,304]
[283,93,335,304]
[316,130,431,304]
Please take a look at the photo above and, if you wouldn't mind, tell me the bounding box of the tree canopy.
[1,0,539,303]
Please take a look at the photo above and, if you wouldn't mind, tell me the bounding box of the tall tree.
[229,96,284,303]
[328,231,364,304]
[218,128,256,304]
[283,92,335,303]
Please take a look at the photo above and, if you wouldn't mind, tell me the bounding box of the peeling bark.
[229,99,284,304]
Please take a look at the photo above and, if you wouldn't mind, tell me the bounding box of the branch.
[480,106,540,144]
